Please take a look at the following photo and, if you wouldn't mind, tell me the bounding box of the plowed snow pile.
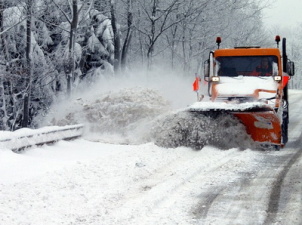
[151,111,254,150]
[40,72,254,150]
[41,87,171,144]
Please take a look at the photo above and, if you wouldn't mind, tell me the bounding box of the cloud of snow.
[38,68,254,149]
[38,68,194,143]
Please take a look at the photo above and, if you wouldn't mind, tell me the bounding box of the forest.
[0,0,301,131]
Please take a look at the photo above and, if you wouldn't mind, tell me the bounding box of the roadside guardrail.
[0,124,84,152]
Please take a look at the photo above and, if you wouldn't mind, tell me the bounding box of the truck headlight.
[274,76,282,81]
[211,76,220,82]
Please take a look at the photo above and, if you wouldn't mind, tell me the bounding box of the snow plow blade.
[188,102,282,146]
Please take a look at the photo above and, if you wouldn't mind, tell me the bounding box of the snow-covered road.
[1,90,302,225]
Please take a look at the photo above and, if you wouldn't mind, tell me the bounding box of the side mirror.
[204,59,210,81]
[287,60,295,76]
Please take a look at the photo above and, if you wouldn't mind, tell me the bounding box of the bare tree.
[134,0,185,68]
[160,0,270,73]
[51,0,94,95]
[120,0,133,72]
[108,0,134,73]
[110,0,121,73]
[0,0,7,130]
[22,0,33,127]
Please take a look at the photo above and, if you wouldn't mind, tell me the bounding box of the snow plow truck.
[190,36,295,150]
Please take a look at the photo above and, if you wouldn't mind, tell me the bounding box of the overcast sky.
[262,0,302,27]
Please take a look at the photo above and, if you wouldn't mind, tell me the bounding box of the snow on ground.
[0,140,263,225]
[1,69,302,225]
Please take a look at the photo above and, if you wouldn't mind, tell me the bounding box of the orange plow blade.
[187,101,283,147]
[232,110,282,145]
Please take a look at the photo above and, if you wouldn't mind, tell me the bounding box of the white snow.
[215,76,278,98]
[188,101,272,111]
[1,69,302,225]
[0,140,262,225]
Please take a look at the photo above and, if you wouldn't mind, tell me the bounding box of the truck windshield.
[215,56,278,77]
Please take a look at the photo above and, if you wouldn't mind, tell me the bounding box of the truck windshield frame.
[215,56,279,77]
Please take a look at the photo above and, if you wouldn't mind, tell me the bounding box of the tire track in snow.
[263,135,302,224]
[192,186,225,219]
[192,170,256,220]
[102,148,245,224]
[192,154,281,224]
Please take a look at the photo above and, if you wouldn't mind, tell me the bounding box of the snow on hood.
[189,76,278,112]
[215,76,278,99]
